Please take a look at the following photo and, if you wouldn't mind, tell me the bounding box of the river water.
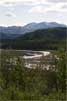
[21,50,51,70]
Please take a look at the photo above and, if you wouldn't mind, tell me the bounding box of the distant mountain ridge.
[0,22,66,39]
[1,27,66,50]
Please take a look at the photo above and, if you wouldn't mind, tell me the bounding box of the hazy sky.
[0,0,67,26]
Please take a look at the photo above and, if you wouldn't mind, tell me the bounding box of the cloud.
[0,0,67,14]
[29,2,67,13]
[5,12,16,17]
[0,0,46,5]
[47,0,67,2]
[0,0,67,7]
[29,6,46,13]
[62,5,67,9]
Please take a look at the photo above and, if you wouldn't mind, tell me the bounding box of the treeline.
[1,27,66,50]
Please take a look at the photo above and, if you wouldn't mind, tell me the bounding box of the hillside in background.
[0,22,66,39]
[1,27,66,50]
[17,27,66,40]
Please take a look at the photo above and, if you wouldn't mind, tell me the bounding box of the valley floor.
[0,49,66,101]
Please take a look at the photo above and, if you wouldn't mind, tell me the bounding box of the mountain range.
[0,22,66,39]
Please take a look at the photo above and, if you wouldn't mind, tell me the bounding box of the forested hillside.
[1,27,66,50]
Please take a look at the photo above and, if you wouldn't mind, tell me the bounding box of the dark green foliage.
[0,50,66,100]
[19,27,66,40]
[1,27,66,50]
